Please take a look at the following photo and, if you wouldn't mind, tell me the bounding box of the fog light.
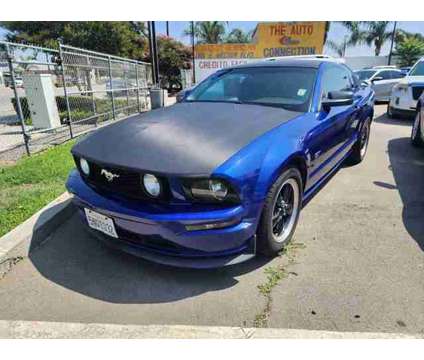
[143,173,161,197]
[80,158,90,176]
[209,179,228,200]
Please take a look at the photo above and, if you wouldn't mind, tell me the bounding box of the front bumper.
[66,170,258,268]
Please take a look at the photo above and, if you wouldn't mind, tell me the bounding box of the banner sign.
[194,22,326,82]
[194,58,258,82]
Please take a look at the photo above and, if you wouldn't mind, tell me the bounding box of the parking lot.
[0,104,423,334]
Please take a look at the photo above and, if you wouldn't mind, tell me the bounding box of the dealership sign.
[194,58,258,82]
[194,22,326,82]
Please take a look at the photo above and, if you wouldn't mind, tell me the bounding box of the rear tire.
[347,117,371,165]
[257,168,303,256]
[411,109,423,147]
[387,105,394,118]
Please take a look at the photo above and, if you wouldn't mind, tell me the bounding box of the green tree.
[156,36,192,91]
[395,29,424,44]
[0,21,148,60]
[184,21,227,44]
[224,28,252,43]
[394,37,424,67]
[361,21,393,56]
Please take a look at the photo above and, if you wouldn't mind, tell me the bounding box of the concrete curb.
[0,320,421,339]
[0,192,75,276]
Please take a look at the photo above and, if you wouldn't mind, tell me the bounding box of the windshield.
[409,61,424,76]
[185,67,317,112]
[355,70,377,81]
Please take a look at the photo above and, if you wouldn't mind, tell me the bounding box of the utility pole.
[147,21,155,84]
[191,21,196,84]
[166,21,169,37]
[147,21,160,85]
[388,21,397,65]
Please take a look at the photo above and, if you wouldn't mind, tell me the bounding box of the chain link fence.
[0,41,153,162]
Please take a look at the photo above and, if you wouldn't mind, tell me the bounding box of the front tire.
[347,117,371,165]
[257,168,303,256]
[411,109,423,147]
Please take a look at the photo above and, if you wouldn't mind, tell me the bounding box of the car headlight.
[79,158,90,176]
[142,174,161,197]
[183,178,239,203]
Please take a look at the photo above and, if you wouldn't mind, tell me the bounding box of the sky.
[1,21,424,57]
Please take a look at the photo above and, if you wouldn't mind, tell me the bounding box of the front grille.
[412,86,424,101]
[74,156,170,202]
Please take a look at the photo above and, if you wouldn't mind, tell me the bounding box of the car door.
[371,70,395,101]
[306,63,360,187]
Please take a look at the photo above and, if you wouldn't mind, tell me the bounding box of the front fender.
[214,114,308,205]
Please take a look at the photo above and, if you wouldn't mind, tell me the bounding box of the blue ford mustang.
[66,58,375,268]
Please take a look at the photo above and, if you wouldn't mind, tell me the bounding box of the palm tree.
[326,40,347,57]
[340,21,365,46]
[224,28,252,44]
[325,22,364,56]
[362,21,393,56]
[184,21,227,44]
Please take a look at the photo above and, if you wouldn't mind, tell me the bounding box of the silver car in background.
[355,67,405,102]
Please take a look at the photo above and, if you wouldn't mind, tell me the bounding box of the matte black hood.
[71,102,301,176]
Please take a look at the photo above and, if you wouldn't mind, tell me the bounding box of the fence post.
[58,43,74,139]
[86,54,97,119]
[125,69,130,113]
[108,56,116,121]
[135,64,141,113]
[5,43,30,156]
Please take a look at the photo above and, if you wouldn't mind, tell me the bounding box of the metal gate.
[0,41,153,160]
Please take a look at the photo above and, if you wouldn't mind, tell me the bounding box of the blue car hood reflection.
[71,102,302,176]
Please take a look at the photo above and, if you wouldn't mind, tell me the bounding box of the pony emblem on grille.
[101,169,120,182]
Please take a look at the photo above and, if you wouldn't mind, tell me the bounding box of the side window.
[390,71,404,79]
[350,72,361,88]
[377,71,391,80]
[321,65,353,99]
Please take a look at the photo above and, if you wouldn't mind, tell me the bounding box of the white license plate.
[84,208,118,238]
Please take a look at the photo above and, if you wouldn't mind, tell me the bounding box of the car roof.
[371,65,398,69]
[228,58,333,70]
[360,67,400,71]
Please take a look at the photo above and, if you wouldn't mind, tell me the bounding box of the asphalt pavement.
[0,105,423,334]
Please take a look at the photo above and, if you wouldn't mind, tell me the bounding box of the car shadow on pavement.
[28,212,269,304]
[373,112,414,127]
[387,137,424,252]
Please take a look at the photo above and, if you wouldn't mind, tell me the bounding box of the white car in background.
[355,67,405,102]
[388,57,424,118]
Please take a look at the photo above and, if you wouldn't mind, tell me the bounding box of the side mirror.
[371,76,383,83]
[176,89,187,103]
[322,90,354,110]
[176,88,193,103]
